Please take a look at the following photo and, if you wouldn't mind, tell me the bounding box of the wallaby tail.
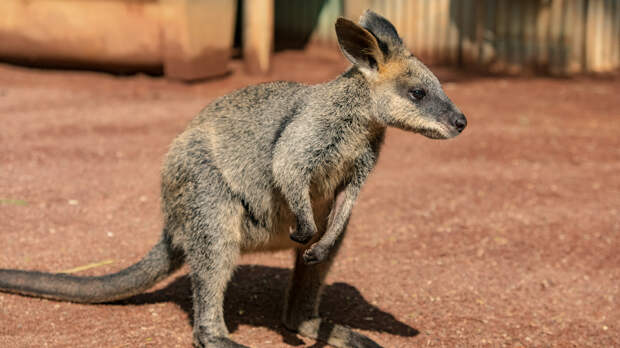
[0,237,184,303]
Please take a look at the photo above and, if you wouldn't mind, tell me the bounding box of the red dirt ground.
[0,50,619,348]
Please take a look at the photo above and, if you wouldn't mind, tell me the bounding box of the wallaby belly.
[241,196,333,253]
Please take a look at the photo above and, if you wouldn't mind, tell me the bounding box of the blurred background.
[1,0,619,79]
[1,1,619,347]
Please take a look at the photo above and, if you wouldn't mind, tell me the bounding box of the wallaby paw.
[290,230,313,244]
[302,244,328,265]
[290,222,315,244]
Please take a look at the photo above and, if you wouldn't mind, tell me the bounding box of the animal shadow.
[119,264,419,346]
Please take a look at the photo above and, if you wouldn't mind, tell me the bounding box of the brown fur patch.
[377,58,408,82]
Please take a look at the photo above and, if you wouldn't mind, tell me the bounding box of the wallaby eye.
[408,88,426,101]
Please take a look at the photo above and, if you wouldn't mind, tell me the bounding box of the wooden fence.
[275,0,620,74]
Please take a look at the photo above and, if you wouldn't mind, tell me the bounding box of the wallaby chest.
[310,122,383,200]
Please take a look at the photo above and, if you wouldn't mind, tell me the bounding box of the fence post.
[161,0,237,80]
[243,0,274,74]
[586,0,604,72]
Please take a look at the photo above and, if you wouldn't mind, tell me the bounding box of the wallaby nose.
[454,114,467,133]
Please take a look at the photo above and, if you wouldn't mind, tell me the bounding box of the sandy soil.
[0,50,619,348]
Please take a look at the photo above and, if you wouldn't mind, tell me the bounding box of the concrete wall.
[0,0,237,79]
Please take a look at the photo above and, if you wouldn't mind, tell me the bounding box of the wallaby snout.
[417,106,467,139]
[439,110,467,138]
[453,113,467,133]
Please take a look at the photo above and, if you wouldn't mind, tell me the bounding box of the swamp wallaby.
[0,10,466,348]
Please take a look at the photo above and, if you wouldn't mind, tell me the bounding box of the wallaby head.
[336,10,467,139]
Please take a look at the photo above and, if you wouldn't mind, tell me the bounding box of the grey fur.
[0,11,466,348]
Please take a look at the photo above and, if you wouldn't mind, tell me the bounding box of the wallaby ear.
[359,10,404,58]
[335,17,385,75]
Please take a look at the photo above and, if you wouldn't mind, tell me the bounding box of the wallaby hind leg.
[282,233,382,348]
[185,203,247,348]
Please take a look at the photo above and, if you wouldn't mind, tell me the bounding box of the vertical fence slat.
[586,0,596,71]
[614,0,620,70]
[600,0,610,71]
[410,0,421,57]
[434,0,447,64]
[460,0,475,66]
[522,0,536,69]
[496,0,510,72]
[491,0,508,71]
[597,0,607,71]
[424,0,435,63]
[403,0,414,52]
[550,0,567,75]
[447,0,460,64]
[535,0,550,69]
[564,0,584,74]
[587,0,605,72]
[548,0,560,73]
[478,0,496,67]
[394,0,405,42]
[437,0,447,63]
[506,0,522,73]
[436,0,449,64]
[474,0,485,66]
[602,0,615,71]
[416,0,428,59]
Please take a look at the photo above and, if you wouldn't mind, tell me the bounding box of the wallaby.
[0,10,466,348]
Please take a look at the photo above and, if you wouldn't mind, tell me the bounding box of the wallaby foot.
[283,242,382,347]
[302,243,328,265]
[284,317,382,348]
[193,333,250,348]
[289,318,382,348]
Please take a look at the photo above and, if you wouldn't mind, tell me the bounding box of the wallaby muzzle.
[430,110,467,139]
[452,112,467,134]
